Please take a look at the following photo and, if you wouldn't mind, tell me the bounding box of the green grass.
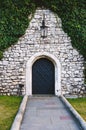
[0,96,23,130]
[67,98,86,121]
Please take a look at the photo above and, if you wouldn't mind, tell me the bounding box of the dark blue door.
[32,58,55,94]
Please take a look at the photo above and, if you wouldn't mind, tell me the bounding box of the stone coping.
[10,95,28,130]
[60,95,86,130]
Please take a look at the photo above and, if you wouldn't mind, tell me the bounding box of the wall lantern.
[40,14,48,38]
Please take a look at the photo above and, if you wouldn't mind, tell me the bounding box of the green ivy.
[0,51,3,60]
[0,0,36,52]
[0,0,86,82]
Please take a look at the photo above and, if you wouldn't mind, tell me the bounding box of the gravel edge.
[10,95,28,130]
[60,95,86,130]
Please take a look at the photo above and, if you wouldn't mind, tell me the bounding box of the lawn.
[67,97,86,121]
[0,96,23,130]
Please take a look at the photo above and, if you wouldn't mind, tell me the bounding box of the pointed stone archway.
[26,52,61,96]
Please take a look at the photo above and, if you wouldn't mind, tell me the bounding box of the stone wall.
[0,9,85,97]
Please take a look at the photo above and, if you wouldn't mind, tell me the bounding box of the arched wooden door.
[32,58,55,94]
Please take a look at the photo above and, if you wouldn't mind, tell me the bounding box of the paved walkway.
[20,96,82,130]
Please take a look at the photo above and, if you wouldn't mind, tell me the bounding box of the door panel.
[32,58,55,94]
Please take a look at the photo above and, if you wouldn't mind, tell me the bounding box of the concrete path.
[20,96,82,130]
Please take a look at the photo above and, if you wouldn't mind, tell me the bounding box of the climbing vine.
[0,0,36,57]
[0,0,86,82]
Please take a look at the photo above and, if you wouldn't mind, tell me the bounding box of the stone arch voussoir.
[26,52,61,96]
